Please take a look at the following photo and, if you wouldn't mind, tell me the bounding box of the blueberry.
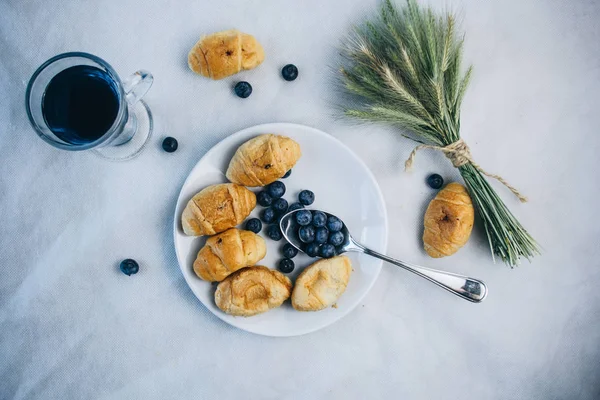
[319,244,336,258]
[234,81,252,98]
[288,202,304,213]
[245,218,262,234]
[282,243,298,259]
[298,225,315,243]
[162,137,178,153]
[120,259,139,276]
[278,258,295,273]
[282,64,299,81]
[261,207,276,224]
[427,174,444,189]
[267,181,286,198]
[304,242,321,257]
[314,227,329,244]
[298,190,315,205]
[326,215,343,232]
[312,211,327,228]
[295,209,312,226]
[329,231,345,246]
[257,191,273,207]
[283,169,292,178]
[266,224,283,241]
[272,198,288,214]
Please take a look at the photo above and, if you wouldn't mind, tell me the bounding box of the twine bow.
[404,138,528,203]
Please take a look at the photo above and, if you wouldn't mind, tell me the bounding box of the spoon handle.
[355,244,488,303]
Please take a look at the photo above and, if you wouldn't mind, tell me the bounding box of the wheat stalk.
[340,0,539,266]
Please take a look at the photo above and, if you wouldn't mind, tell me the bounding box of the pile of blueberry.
[293,209,345,259]
[244,172,325,274]
[243,174,348,274]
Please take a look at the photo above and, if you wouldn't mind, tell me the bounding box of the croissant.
[291,256,352,311]
[423,182,474,258]
[181,183,256,236]
[193,228,266,282]
[188,29,265,80]
[215,266,292,317]
[225,134,302,187]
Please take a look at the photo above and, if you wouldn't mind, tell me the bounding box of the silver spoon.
[280,209,487,303]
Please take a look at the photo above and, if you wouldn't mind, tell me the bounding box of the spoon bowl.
[280,209,354,253]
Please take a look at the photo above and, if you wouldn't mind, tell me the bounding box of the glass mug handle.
[103,69,153,148]
[121,70,153,105]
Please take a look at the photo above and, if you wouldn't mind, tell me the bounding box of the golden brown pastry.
[423,182,474,258]
[181,183,256,236]
[291,256,352,311]
[188,29,265,80]
[193,228,266,282]
[215,266,292,317]
[225,134,302,187]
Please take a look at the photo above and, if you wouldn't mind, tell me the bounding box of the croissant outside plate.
[423,182,474,258]
[188,29,265,80]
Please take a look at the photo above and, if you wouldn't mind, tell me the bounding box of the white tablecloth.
[2,0,599,399]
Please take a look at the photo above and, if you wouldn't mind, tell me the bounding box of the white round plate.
[173,123,388,336]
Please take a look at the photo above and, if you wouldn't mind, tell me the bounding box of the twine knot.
[404,138,528,203]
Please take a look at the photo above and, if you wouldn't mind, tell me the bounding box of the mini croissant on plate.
[215,266,292,317]
[181,183,256,236]
[226,134,302,187]
[193,228,266,282]
[188,29,265,80]
[292,256,352,311]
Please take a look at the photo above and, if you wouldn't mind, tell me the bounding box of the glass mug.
[26,52,153,160]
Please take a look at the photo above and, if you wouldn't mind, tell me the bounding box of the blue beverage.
[42,65,120,145]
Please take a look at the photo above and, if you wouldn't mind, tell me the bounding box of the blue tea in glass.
[42,65,120,145]
[26,52,154,160]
